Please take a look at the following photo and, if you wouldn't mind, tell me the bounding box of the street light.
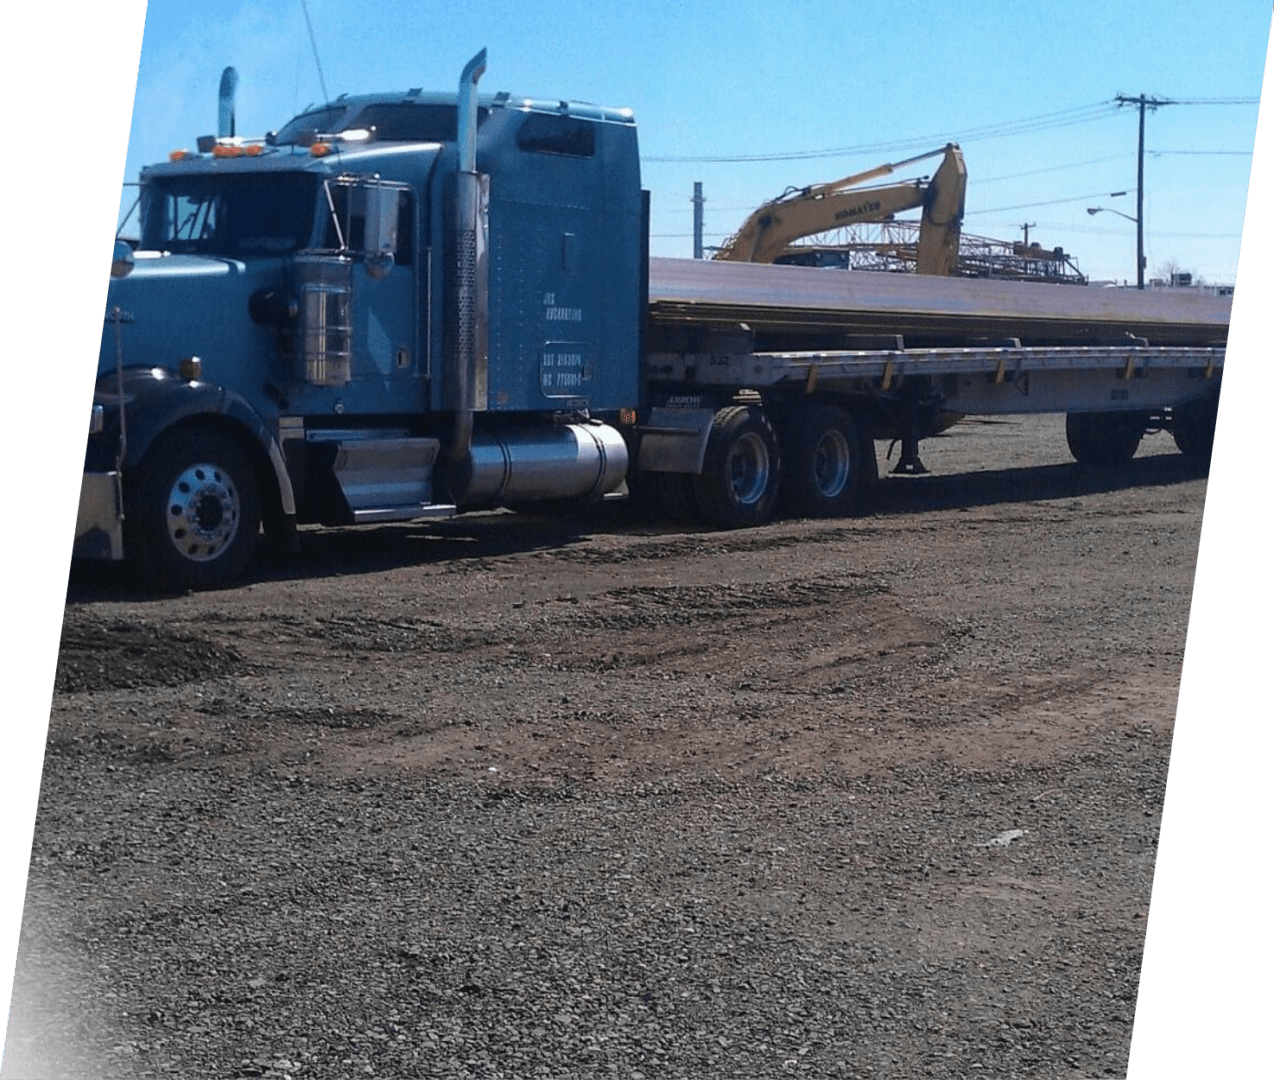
[1087,206,1138,224]
[1085,197,1145,288]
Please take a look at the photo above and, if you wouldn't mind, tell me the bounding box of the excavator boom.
[715,143,967,274]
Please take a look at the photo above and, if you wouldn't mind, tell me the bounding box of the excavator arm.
[715,143,967,274]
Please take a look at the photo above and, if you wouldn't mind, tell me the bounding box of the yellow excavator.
[714,143,968,274]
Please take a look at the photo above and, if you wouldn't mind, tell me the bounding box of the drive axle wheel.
[632,470,698,523]
[781,404,860,518]
[694,405,781,528]
[126,430,261,590]
[1065,411,1145,466]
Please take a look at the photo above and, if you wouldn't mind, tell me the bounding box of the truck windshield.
[272,106,346,146]
[139,173,319,256]
[272,102,488,146]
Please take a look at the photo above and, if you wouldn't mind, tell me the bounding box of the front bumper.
[74,471,125,561]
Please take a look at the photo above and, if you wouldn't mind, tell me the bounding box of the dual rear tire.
[1065,411,1145,466]
[674,403,865,528]
[780,404,861,519]
[1172,393,1219,459]
[693,405,782,528]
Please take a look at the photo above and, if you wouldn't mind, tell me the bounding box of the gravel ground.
[4,415,1206,1079]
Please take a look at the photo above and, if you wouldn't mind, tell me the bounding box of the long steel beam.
[648,258,1230,347]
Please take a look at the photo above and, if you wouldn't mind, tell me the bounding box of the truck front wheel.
[781,404,860,518]
[125,430,261,590]
[1065,411,1144,466]
[694,405,781,528]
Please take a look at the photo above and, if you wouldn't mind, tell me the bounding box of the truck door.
[311,179,419,409]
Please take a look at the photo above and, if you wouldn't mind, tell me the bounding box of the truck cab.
[80,53,643,589]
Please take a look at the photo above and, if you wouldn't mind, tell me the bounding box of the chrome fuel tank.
[460,422,628,509]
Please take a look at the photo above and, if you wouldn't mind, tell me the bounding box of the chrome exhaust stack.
[439,50,629,511]
[218,66,238,138]
[444,49,489,489]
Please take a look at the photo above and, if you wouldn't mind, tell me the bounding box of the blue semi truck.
[77,51,1227,590]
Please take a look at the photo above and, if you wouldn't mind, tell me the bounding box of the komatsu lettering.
[835,200,883,222]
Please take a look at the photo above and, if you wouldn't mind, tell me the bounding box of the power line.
[645,92,1259,166]
[980,153,1133,184]
[1171,96,1260,105]
[645,101,1119,163]
[966,191,1132,215]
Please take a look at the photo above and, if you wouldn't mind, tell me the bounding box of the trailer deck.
[646,343,1223,416]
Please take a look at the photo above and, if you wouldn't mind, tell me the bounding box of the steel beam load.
[647,258,1230,349]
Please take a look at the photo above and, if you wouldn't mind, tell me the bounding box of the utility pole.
[1115,94,1173,289]
[693,182,705,260]
[1020,222,1036,246]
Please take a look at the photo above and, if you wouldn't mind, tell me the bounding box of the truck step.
[330,436,447,519]
[351,504,457,524]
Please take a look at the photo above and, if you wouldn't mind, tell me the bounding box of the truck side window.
[516,113,595,158]
[345,103,489,142]
[322,185,414,265]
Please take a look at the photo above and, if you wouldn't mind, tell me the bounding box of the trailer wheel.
[1065,411,1144,466]
[125,430,261,590]
[1172,393,1219,459]
[694,405,780,528]
[781,404,860,518]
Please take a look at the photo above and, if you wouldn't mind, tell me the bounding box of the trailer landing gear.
[890,432,929,475]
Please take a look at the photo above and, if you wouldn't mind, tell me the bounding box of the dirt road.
[4,415,1206,1079]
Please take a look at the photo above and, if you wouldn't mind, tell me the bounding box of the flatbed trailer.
[634,257,1225,520]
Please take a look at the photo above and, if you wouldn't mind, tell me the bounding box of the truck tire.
[1065,411,1144,466]
[694,405,780,528]
[781,404,860,518]
[1172,393,1219,459]
[633,470,699,523]
[125,430,261,590]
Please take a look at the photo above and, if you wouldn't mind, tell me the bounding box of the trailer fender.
[99,367,296,517]
[635,406,716,474]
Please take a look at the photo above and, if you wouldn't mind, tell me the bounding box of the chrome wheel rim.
[164,463,240,562]
[727,432,770,506]
[813,429,852,497]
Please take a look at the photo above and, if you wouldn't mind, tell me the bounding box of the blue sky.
[116,0,1267,284]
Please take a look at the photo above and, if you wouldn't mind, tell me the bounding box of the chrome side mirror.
[364,250,395,280]
[111,240,135,279]
[362,185,399,279]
